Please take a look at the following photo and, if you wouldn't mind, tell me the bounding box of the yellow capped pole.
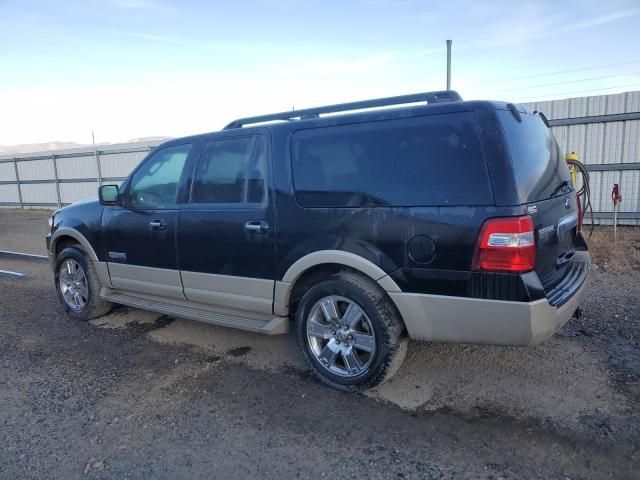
[565,152,578,186]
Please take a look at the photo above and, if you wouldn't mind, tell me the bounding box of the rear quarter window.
[291,112,494,207]
[497,110,572,203]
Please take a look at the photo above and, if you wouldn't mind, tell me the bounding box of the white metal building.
[523,90,640,225]
[0,141,161,208]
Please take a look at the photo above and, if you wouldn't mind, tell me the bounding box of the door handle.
[149,219,166,230]
[245,221,269,234]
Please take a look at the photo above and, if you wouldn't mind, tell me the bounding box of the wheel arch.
[50,228,99,262]
[50,228,112,288]
[273,250,401,316]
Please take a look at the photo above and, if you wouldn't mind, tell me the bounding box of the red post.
[611,184,622,240]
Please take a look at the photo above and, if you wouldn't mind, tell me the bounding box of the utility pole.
[92,130,102,185]
[446,39,452,90]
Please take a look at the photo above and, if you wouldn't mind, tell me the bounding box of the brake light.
[472,216,536,272]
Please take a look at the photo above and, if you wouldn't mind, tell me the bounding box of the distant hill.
[0,141,90,155]
[126,136,171,143]
[0,137,171,156]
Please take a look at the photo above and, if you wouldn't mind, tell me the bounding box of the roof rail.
[224,90,462,129]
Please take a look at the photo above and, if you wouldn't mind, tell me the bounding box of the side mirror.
[99,185,120,206]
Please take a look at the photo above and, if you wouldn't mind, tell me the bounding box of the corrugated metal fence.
[523,90,640,225]
[0,141,162,208]
[1,90,639,224]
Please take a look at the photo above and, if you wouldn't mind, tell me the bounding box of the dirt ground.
[0,209,639,479]
[0,207,52,256]
[585,224,640,271]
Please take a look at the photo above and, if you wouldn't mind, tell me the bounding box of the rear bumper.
[389,252,590,346]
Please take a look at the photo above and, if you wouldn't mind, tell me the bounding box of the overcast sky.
[1,0,639,145]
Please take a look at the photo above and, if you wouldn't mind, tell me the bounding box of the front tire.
[295,272,407,391]
[55,246,112,321]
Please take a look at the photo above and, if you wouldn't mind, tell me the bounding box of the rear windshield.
[498,110,572,203]
[291,112,493,207]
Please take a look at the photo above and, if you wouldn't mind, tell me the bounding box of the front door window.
[128,143,192,207]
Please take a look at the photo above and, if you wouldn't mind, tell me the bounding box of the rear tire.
[295,271,407,391]
[55,246,112,321]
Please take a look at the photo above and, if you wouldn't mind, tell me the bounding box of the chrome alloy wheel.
[58,259,89,312]
[306,295,376,377]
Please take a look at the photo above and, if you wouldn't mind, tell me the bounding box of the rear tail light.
[472,216,536,272]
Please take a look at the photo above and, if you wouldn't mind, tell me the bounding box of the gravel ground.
[0,210,639,479]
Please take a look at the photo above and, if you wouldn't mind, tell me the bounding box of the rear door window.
[291,112,493,207]
[497,110,572,203]
[190,136,266,205]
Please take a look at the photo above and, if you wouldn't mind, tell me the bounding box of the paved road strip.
[0,250,48,261]
[0,269,25,277]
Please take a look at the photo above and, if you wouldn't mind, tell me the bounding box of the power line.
[484,71,640,94]
[519,83,640,103]
[515,82,640,103]
[477,59,640,84]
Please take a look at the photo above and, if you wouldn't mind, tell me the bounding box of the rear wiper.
[533,110,550,128]
[548,180,573,198]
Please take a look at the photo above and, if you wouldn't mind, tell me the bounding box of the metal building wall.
[522,90,640,225]
[0,141,162,208]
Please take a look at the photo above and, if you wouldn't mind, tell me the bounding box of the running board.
[100,289,289,335]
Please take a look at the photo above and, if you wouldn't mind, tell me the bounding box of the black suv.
[46,91,590,391]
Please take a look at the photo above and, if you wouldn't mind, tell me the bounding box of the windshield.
[498,110,572,203]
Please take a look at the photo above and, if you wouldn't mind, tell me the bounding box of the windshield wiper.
[548,180,573,198]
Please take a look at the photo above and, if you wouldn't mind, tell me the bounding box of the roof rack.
[224,90,462,129]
